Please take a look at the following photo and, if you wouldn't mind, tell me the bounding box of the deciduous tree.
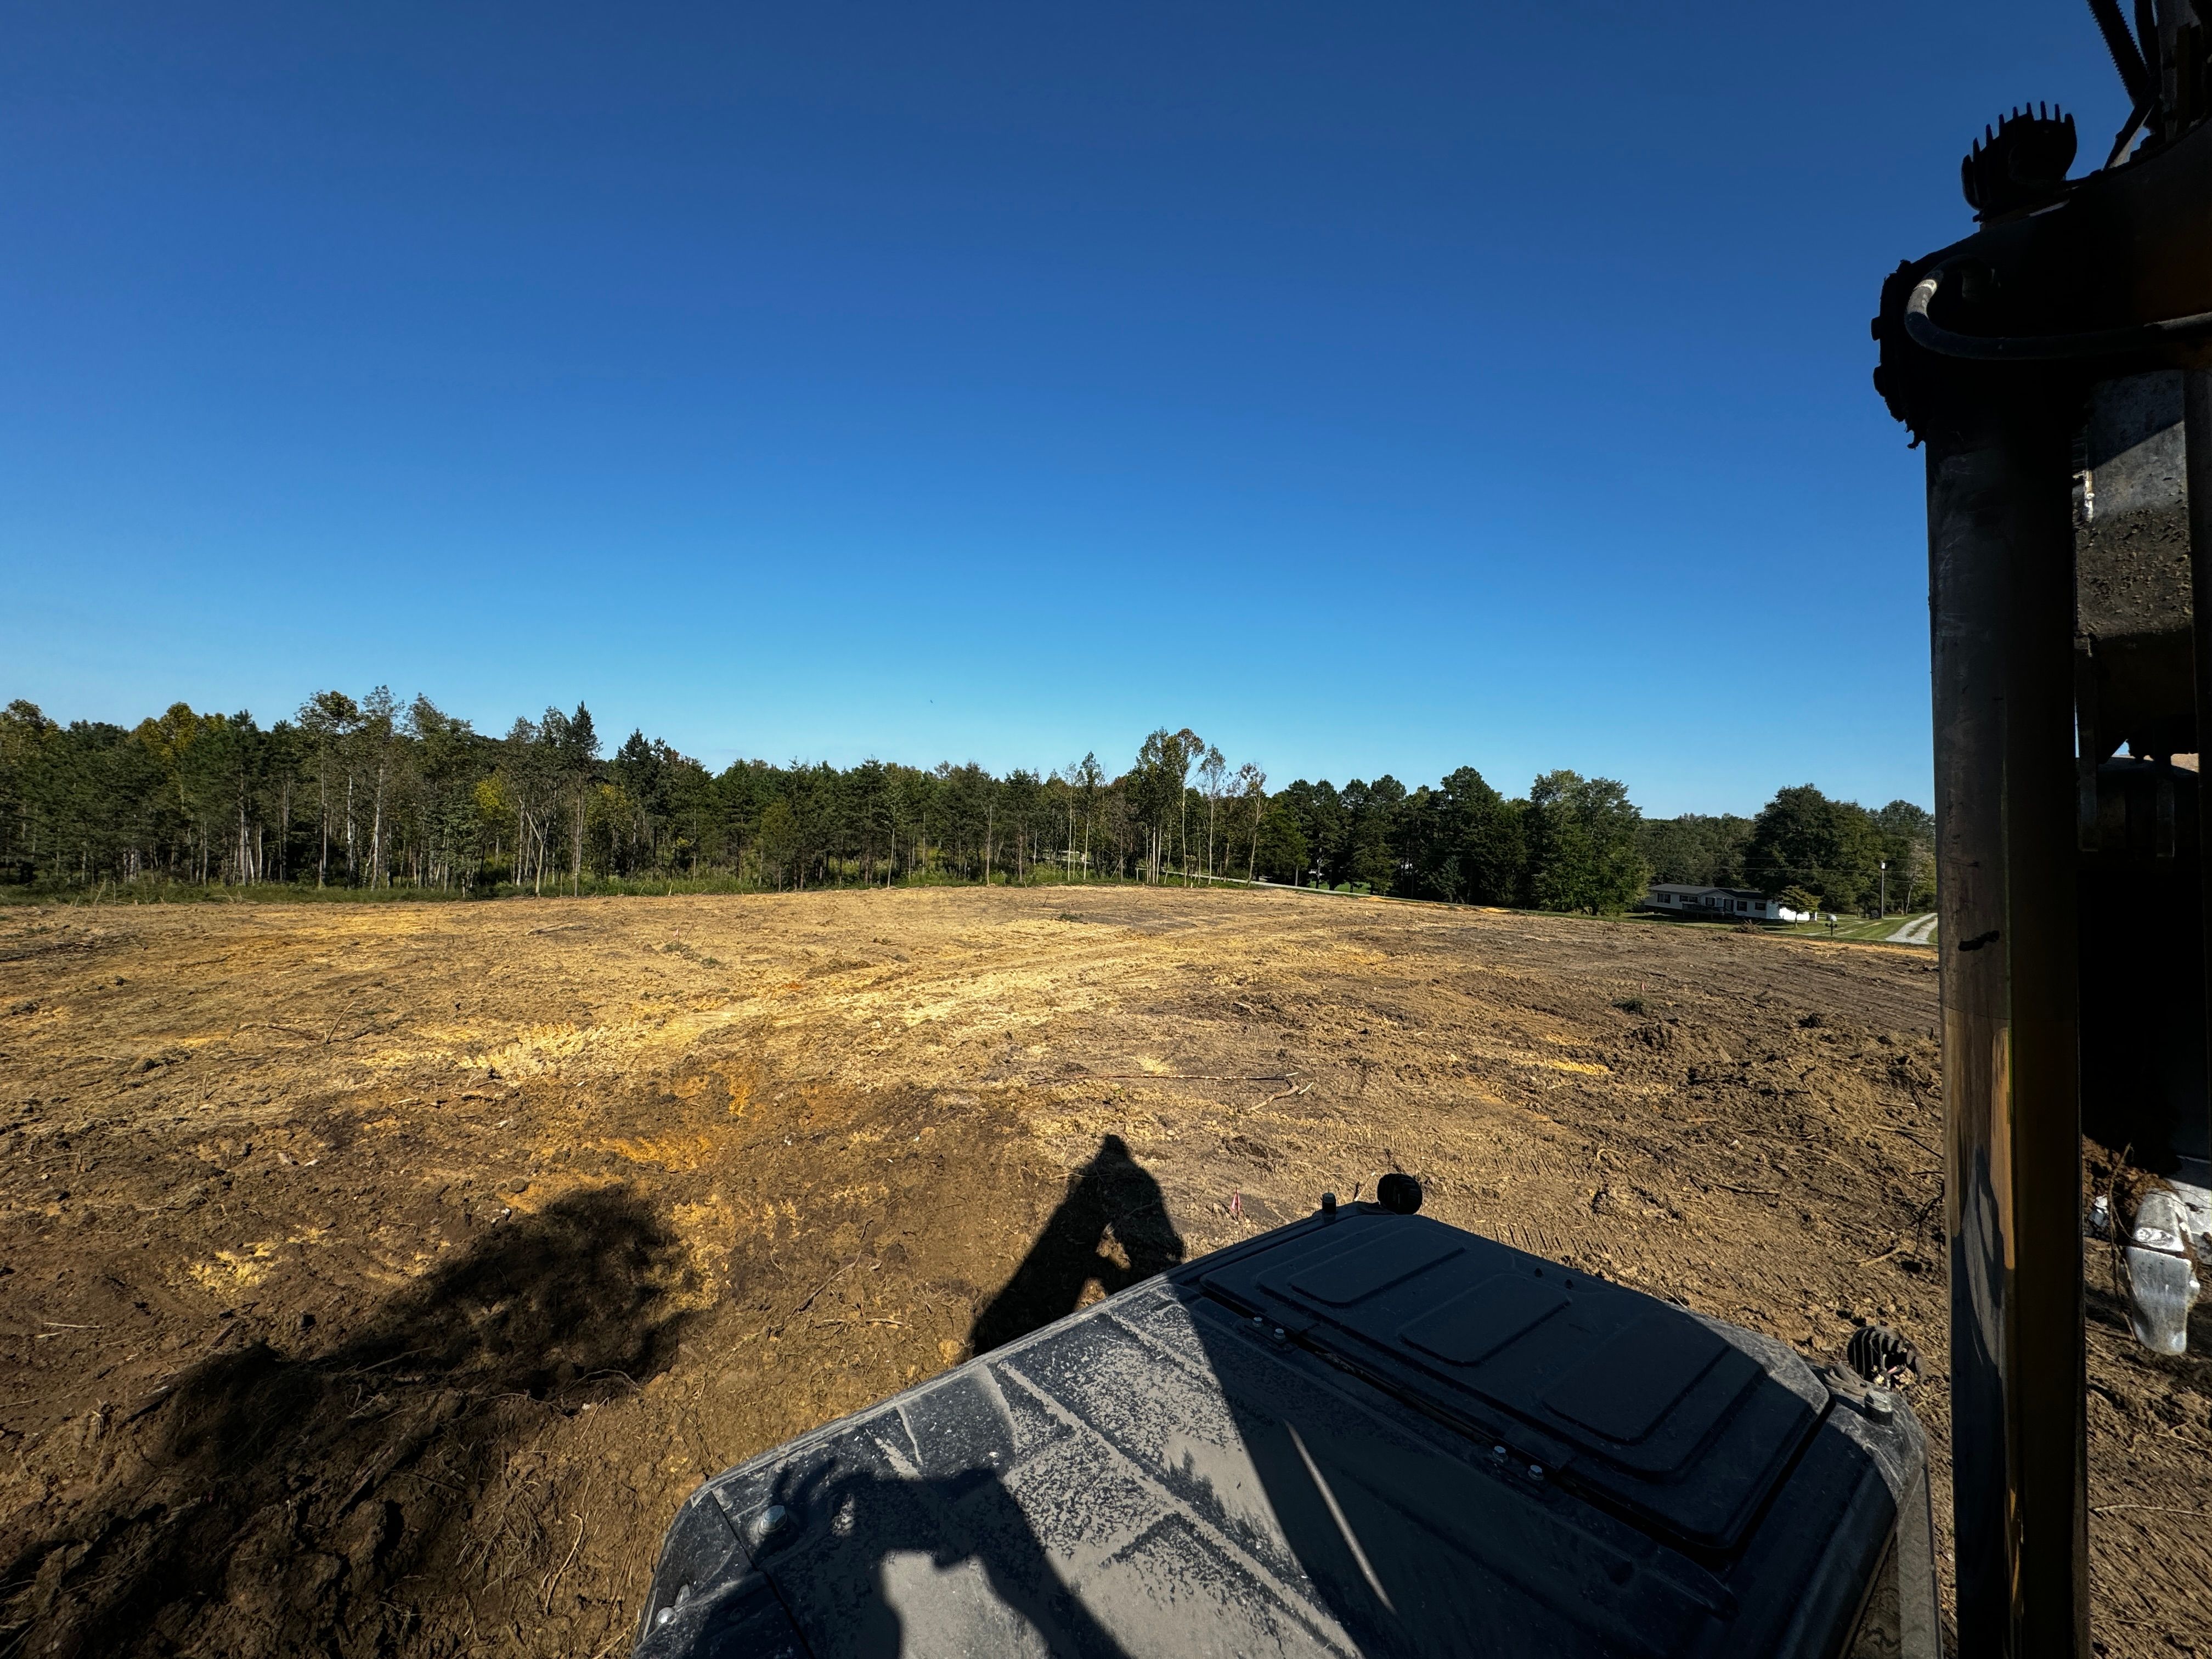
[1525,771,1647,914]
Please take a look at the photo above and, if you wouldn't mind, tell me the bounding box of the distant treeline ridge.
[0,693,1931,916]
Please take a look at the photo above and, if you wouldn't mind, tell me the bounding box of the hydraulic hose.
[1903,262,2212,361]
[2085,0,2153,109]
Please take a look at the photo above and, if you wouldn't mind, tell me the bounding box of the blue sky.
[1,4,2130,815]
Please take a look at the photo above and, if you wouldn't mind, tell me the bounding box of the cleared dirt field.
[0,887,2204,1656]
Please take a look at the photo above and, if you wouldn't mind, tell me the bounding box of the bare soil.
[0,887,2204,1656]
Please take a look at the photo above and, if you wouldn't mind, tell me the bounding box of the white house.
[1641,883,1811,923]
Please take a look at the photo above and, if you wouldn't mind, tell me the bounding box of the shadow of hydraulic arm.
[969,1134,1185,1356]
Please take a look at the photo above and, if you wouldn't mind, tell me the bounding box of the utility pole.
[1878,858,1889,919]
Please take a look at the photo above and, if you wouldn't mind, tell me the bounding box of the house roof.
[1647,884,1781,902]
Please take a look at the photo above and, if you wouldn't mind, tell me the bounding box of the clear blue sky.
[1,3,2130,815]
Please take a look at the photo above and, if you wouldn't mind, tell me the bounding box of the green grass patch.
[1779,912,1938,945]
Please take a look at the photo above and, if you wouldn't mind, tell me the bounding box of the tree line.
[0,692,1930,916]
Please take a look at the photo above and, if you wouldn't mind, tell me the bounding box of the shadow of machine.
[968,1133,1185,1357]
[636,1153,1936,1659]
[2,1187,698,1659]
[1865,3,2212,1652]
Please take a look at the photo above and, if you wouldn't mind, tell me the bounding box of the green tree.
[609,728,670,874]
[536,703,600,895]
[0,702,56,882]
[845,759,895,883]
[1525,771,1647,913]
[755,798,800,887]
[1197,744,1227,882]
[940,762,995,882]
[1871,799,1936,912]
[403,696,481,889]
[1276,780,1345,884]
[1001,768,1042,883]
[296,691,360,887]
[1235,761,1267,882]
[1132,729,1195,882]
[1638,813,1753,887]
[1170,727,1204,879]
[1401,766,1523,903]
[1254,800,1309,883]
[1744,785,1884,913]
[1341,776,1406,893]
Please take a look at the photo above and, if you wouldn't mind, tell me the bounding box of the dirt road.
[1,888,2204,1655]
